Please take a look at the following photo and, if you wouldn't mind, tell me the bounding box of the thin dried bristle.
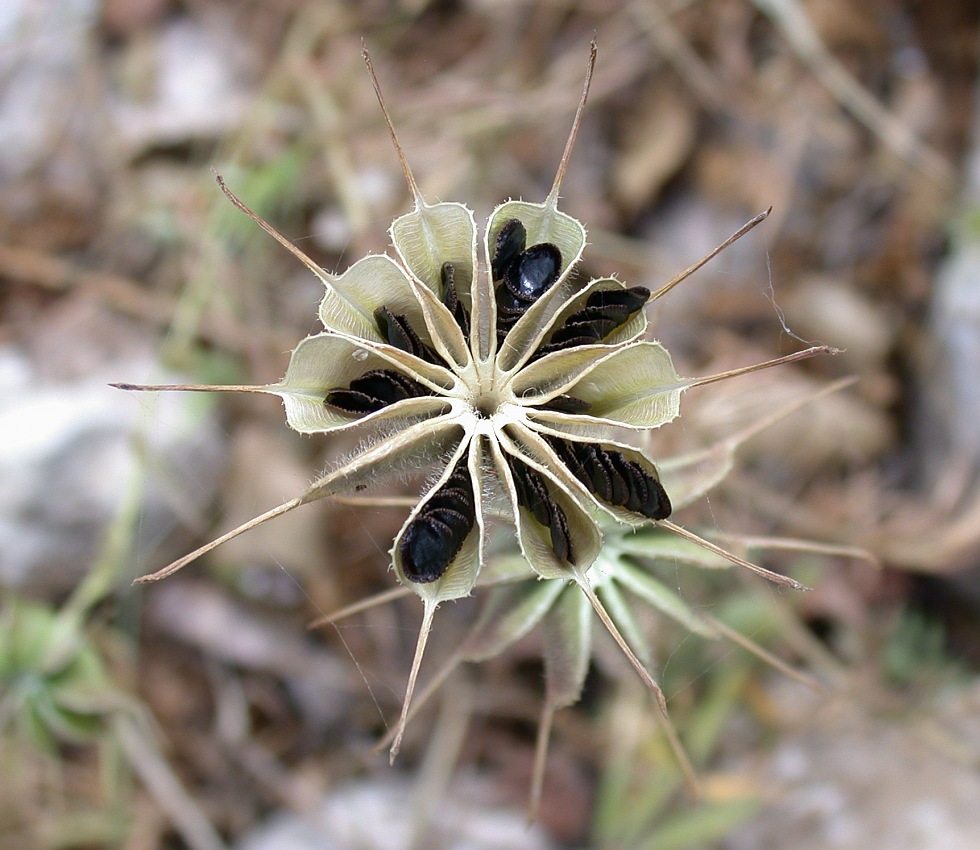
[575,574,701,797]
[666,377,857,478]
[709,531,879,567]
[689,345,839,390]
[389,600,438,763]
[659,521,811,591]
[330,495,419,507]
[213,172,330,283]
[111,382,269,394]
[362,46,423,208]
[721,376,857,447]
[528,704,556,825]
[700,612,825,693]
[547,36,597,206]
[649,209,771,303]
[132,498,304,585]
[373,647,463,754]
[307,586,412,629]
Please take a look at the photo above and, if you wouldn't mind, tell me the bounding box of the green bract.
[0,599,116,749]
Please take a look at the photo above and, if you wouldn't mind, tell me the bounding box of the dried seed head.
[115,40,839,808]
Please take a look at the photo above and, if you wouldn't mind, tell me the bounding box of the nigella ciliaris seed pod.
[117,40,833,809]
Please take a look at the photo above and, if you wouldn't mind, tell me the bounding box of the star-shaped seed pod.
[116,43,831,769]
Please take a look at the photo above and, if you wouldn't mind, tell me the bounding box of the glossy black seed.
[495,242,563,343]
[491,219,527,280]
[537,394,591,414]
[586,286,650,320]
[506,454,575,564]
[503,243,562,302]
[548,501,573,563]
[490,216,565,344]
[399,460,476,583]
[324,387,387,414]
[324,369,427,415]
[545,436,672,521]
[441,262,471,338]
[621,459,648,513]
[530,285,652,361]
[626,462,671,519]
[374,306,441,364]
[603,450,633,508]
[400,517,455,583]
[550,315,619,345]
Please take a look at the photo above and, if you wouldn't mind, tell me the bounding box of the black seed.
[503,243,562,302]
[324,369,427,416]
[537,394,592,414]
[374,306,440,363]
[545,436,672,521]
[586,286,650,319]
[375,306,411,352]
[506,454,576,564]
[580,444,613,502]
[348,371,409,406]
[627,462,671,519]
[621,459,649,514]
[489,217,564,344]
[358,369,426,401]
[603,450,633,508]
[400,517,456,583]
[550,315,619,345]
[548,501,574,563]
[441,262,471,338]
[521,464,554,526]
[549,437,590,486]
[324,387,386,414]
[534,335,599,359]
[496,302,526,323]
[399,459,476,583]
[530,285,652,361]
[509,459,531,507]
[492,219,527,280]
[494,239,563,344]
[425,507,470,533]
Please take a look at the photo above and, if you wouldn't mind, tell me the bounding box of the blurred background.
[1,1,978,848]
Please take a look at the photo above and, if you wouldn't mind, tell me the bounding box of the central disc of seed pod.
[473,393,499,419]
